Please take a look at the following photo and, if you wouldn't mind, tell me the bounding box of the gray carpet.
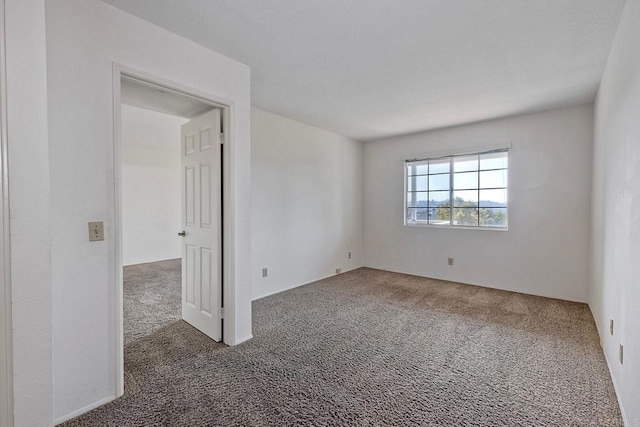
[63,263,622,426]
[122,258,182,345]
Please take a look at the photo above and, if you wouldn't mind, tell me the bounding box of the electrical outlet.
[610,318,614,336]
[336,268,341,274]
[448,257,454,266]
[619,343,624,365]
[262,268,268,278]
[348,252,352,259]
[88,221,104,242]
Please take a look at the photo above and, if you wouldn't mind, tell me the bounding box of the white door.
[180,108,222,341]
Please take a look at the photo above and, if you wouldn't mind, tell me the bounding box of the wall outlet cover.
[619,343,624,365]
[610,318,614,336]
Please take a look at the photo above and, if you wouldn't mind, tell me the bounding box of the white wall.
[121,105,186,266]
[251,108,363,300]
[363,105,593,302]
[45,0,251,423]
[0,3,11,425]
[4,0,54,426]
[590,1,640,423]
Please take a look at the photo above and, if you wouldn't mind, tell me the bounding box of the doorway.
[114,69,229,395]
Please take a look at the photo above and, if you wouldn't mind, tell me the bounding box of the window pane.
[408,162,428,176]
[408,176,428,192]
[453,190,478,207]
[480,152,507,170]
[480,208,507,227]
[453,171,478,190]
[407,207,428,223]
[480,169,507,189]
[407,207,414,222]
[429,173,449,191]
[454,155,478,172]
[429,207,450,225]
[416,207,429,221]
[453,207,478,226]
[428,191,449,206]
[479,189,507,206]
[429,158,450,174]
[407,191,428,208]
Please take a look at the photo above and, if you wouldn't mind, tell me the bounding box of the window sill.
[405,223,509,232]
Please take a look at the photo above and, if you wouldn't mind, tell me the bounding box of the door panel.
[200,164,211,228]
[180,108,221,341]
[185,166,196,227]
[200,247,212,315]
[185,244,196,306]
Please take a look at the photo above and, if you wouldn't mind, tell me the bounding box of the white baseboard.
[602,346,627,425]
[588,304,627,425]
[54,394,117,426]
[252,265,363,301]
[363,265,587,303]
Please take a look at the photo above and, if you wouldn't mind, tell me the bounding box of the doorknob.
[178,231,186,237]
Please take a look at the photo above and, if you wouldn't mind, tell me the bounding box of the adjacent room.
[119,77,226,355]
[2,0,639,426]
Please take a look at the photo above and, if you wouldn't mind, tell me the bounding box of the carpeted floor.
[63,262,622,426]
[122,258,183,345]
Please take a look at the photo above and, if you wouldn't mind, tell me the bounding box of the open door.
[179,108,222,341]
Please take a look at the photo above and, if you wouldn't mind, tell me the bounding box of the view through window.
[405,149,508,228]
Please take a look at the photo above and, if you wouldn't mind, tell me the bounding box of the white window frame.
[404,148,509,231]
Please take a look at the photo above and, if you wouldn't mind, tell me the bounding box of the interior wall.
[4,0,54,426]
[45,0,251,423]
[0,2,10,425]
[121,105,186,266]
[363,105,593,302]
[590,1,640,423]
[251,108,363,300]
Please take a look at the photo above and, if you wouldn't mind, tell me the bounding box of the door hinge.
[220,307,225,318]
[219,132,224,144]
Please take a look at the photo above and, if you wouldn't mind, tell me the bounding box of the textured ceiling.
[102,0,625,141]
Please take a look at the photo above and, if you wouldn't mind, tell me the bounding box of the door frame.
[0,0,13,424]
[112,64,233,396]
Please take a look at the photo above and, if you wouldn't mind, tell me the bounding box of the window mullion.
[449,157,454,226]
[477,155,480,226]
[426,160,430,224]
[412,172,417,222]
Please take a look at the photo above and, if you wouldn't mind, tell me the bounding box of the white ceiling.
[103,0,625,141]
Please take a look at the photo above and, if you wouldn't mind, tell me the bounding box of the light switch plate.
[88,221,104,242]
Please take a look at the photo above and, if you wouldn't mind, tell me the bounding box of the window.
[405,149,508,228]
